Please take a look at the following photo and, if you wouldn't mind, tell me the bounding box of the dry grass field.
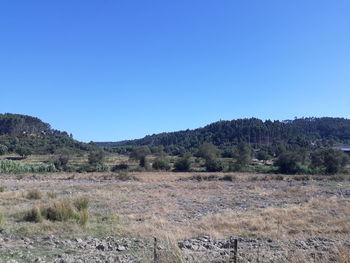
[0,171,349,262]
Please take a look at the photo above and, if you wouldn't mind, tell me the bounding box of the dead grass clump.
[186,174,219,181]
[0,212,5,229]
[114,172,138,181]
[47,191,57,199]
[24,206,43,223]
[44,199,77,221]
[74,196,89,211]
[23,198,90,227]
[26,189,42,200]
[78,209,89,227]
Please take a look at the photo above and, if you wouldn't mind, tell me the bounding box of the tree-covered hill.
[0,113,94,155]
[99,117,350,154]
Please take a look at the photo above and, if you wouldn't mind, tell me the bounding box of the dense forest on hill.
[100,117,350,155]
[0,113,94,155]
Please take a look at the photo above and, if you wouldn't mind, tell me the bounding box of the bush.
[88,150,105,165]
[221,174,236,181]
[0,186,6,193]
[188,174,219,181]
[53,151,70,170]
[256,151,270,162]
[274,152,303,174]
[26,189,42,200]
[76,163,109,173]
[174,153,191,172]
[111,163,129,172]
[205,159,224,172]
[311,148,349,174]
[0,144,8,155]
[152,158,171,170]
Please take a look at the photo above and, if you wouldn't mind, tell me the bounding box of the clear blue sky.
[1,1,349,142]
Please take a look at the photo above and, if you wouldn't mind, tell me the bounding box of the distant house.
[335,146,350,155]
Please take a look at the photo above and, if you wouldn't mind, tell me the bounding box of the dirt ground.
[0,172,349,262]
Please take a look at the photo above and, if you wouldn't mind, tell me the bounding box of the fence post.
[153,237,158,263]
[229,238,238,263]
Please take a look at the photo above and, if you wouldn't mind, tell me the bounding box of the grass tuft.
[26,189,42,200]
[24,206,43,223]
[74,197,89,211]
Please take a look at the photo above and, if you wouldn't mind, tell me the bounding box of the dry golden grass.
[0,171,349,246]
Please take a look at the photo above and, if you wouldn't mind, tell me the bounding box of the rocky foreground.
[0,234,349,262]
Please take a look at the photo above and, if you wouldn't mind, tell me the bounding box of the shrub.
[205,159,224,172]
[76,163,109,173]
[174,153,191,172]
[0,144,8,155]
[0,186,6,192]
[311,148,349,174]
[26,189,42,200]
[274,152,303,174]
[189,174,219,181]
[88,150,105,165]
[111,163,129,172]
[220,174,236,181]
[152,158,171,170]
[53,151,70,170]
[24,206,43,223]
[256,151,270,163]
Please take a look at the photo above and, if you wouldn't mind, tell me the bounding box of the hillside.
[0,113,93,155]
[98,117,350,154]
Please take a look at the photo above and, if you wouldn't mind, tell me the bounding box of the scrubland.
[0,171,349,262]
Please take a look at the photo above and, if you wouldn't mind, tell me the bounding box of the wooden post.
[233,239,238,263]
[229,238,238,263]
[153,237,158,263]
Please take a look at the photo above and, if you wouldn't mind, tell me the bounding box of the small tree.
[197,142,219,161]
[232,143,251,171]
